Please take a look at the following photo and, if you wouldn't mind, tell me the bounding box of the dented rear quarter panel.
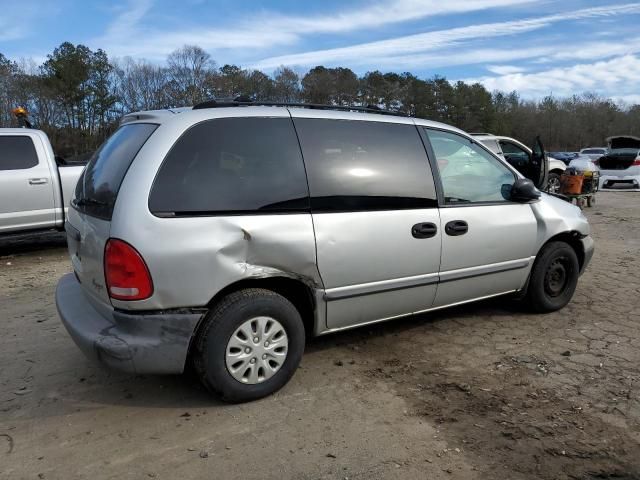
[108,107,322,312]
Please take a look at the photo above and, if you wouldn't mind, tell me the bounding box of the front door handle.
[29,178,48,185]
[445,220,468,236]
[412,222,438,239]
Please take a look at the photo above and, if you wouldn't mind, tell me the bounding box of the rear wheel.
[524,241,579,313]
[194,288,305,403]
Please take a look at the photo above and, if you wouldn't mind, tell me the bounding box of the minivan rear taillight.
[104,239,153,301]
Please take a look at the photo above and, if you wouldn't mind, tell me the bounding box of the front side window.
[294,119,437,212]
[0,136,39,170]
[426,129,515,204]
[149,117,309,215]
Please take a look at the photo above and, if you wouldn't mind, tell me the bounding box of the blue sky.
[2,0,640,101]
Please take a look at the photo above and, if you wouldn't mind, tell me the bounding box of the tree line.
[2,42,639,158]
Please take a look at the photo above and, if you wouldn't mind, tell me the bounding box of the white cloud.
[95,0,538,59]
[265,0,538,35]
[468,54,640,97]
[487,65,527,75]
[251,3,640,69]
[612,93,640,104]
[357,36,640,70]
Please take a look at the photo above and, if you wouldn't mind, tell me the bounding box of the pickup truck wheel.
[194,288,305,403]
[547,172,562,194]
[525,241,579,313]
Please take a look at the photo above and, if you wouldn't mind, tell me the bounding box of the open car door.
[526,136,548,189]
[498,136,548,190]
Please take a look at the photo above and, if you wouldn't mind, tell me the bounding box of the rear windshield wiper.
[73,198,109,207]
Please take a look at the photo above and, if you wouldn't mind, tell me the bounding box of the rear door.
[68,123,157,304]
[293,116,441,330]
[0,134,56,233]
[423,129,537,307]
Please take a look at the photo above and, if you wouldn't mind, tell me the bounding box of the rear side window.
[74,123,157,220]
[0,136,38,170]
[294,119,436,211]
[149,117,309,215]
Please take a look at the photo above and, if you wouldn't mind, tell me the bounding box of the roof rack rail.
[192,98,407,117]
[469,132,494,136]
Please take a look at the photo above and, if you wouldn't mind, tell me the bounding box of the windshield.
[74,123,158,220]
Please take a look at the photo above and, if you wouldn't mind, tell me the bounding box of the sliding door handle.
[412,222,438,239]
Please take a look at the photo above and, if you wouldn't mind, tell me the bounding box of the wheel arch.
[190,276,317,350]
[541,231,586,270]
[518,230,585,297]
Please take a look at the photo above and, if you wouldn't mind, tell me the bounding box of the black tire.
[525,241,579,313]
[194,288,305,403]
[546,172,562,194]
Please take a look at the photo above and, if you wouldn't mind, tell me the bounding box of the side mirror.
[510,178,541,203]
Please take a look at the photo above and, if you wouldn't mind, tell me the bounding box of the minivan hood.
[607,135,640,150]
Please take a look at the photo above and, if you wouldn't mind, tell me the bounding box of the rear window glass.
[74,123,157,220]
[294,119,436,212]
[0,136,38,170]
[149,117,309,215]
[582,149,605,154]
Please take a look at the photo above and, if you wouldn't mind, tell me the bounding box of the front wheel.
[524,241,579,313]
[546,172,562,194]
[194,288,305,403]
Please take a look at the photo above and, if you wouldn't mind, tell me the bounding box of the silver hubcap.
[225,317,288,384]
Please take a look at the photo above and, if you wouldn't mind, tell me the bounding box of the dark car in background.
[549,152,579,165]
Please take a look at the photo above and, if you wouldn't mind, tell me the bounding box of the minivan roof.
[119,104,464,134]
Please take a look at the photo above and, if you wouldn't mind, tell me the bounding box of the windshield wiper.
[74,198,109,207]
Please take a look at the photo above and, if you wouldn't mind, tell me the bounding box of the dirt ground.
[1,192,639,480]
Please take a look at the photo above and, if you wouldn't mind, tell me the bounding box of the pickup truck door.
[0,134,56,234]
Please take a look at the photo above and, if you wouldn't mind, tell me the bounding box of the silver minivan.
[56,102,594,402]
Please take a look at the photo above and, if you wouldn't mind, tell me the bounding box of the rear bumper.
[56,273,203,374]
[580,236,595,275]
[599,172,640,190]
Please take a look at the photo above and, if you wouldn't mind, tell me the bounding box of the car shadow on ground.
[51,296,522,411]
[0,231,67,257]
[306,295,524,353]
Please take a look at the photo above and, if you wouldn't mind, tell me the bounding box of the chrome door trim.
[324,272,439,301]
[318,289,518,335]
[439,257,534,283]
[323,257,533,301]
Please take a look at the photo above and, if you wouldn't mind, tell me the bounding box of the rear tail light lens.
[104,239,153,301]
[632,158,640,166]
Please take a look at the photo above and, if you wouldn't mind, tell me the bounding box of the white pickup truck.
[0,128,85,235]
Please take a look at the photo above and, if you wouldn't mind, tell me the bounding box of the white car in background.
[473,134,566,193]
[598,136,640,191]
[579,147,607,161]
